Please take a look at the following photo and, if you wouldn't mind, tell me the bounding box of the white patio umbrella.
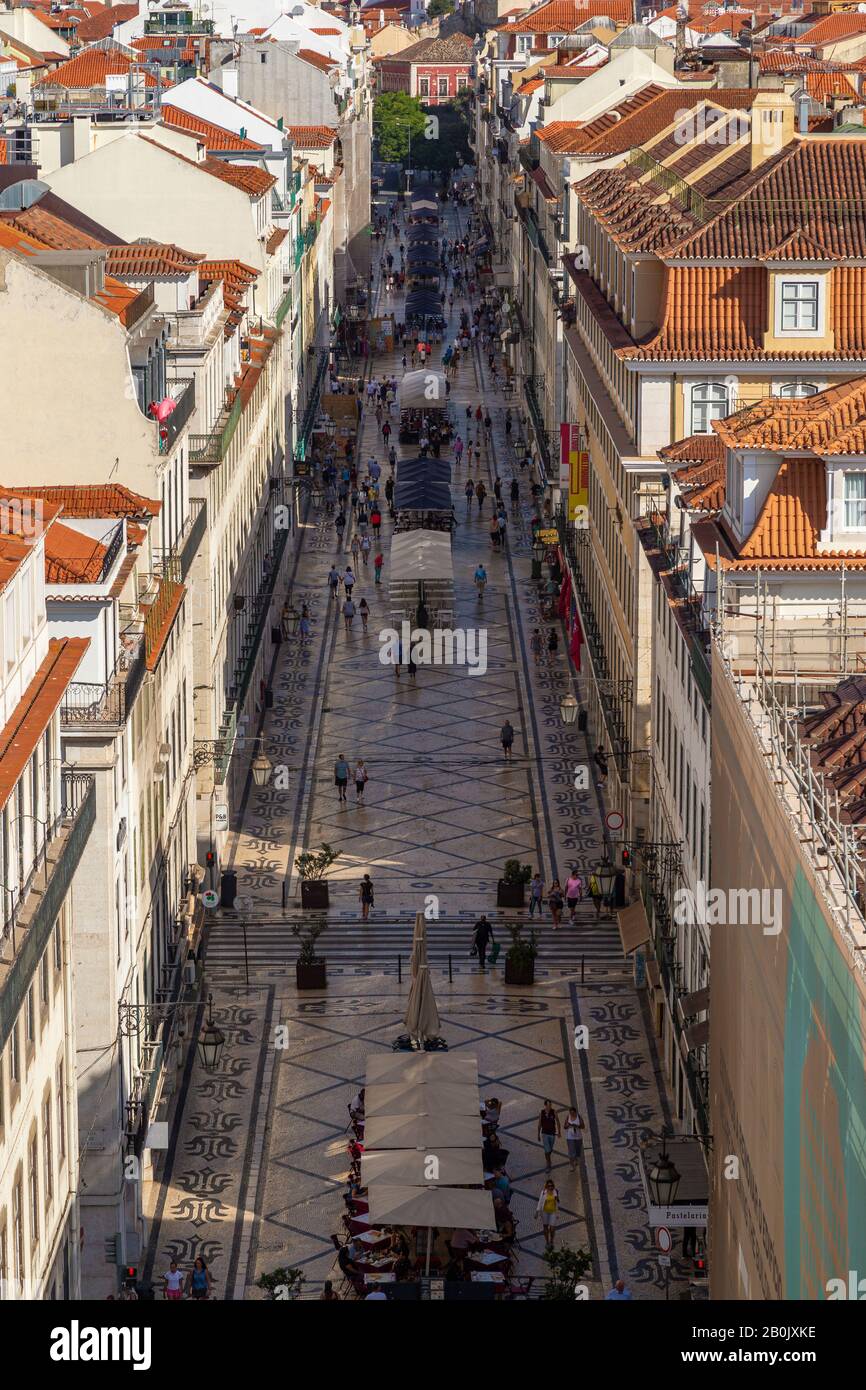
[404,963,439,1044]
[364,1081,479,1118]
[362,1113,481,1150]
[365,1054,478,1086]
[361,1148,483,1188]
[367,1186,496,1275]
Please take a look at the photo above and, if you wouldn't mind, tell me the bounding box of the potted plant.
[497,858,531,909]
[256,1265,306,1300]
[504,923,538,986]
[292,919,327,990]
[296,842,340,909]
[542,1247,593,1300]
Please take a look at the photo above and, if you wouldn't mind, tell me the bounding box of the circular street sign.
[605,811,624,832]
[656,1226,673,1254]
[202,890,219,910]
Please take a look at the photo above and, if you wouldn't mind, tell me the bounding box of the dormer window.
[691,382,729,434]
[778,279,820,333]
[844,472,866,529]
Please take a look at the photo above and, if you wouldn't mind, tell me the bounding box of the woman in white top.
[354,760,369,805]
[563,1107,585,1170]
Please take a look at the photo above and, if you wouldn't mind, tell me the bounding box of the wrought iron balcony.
[158,378,196,455]
[524,375,552,475]
[61,644,146,728]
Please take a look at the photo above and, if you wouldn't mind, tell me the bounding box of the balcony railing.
[189,388,244,464]
[180,498,206,582]
[158,378,196,454]
[294,348,329,463]
[143,570,183,667]
[61,643,146,728]
[0,773,95,1052]
[524,374,552,475]
[273,285,292,329]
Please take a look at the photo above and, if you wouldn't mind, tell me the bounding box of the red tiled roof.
[537,86,755,157]
[499,0,633,30]
[0,638,89,812]
[758,50,847,73]
[140,136,275,196]
[286,123,339,147]
[132,36,199,59]
[712,377,866,456]
[393,32,474,64]
[805,69,857,101]
[161,103,262,150]
[74,2,138,40]
[43,520,108,584]
[799,12,866,44]
[296,47,338,70]
[5,484,161,518]
[34,48,156,89]
[0,205,103,249]
[107,242,204,277]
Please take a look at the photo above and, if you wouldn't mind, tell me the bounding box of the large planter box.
[296,960,327,990]
[301,880,330,910]
[504,957,535,986]
[497,880,526,909]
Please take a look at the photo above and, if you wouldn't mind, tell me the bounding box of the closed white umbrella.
[410,911,427,980]
[404,963,439,1044]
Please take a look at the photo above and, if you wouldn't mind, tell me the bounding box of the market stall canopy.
[363,1112,480,1149]
[408,226,438,243]
[389,529,454,583]
[407,246,439,262]
[361,1149,483,1188]
[368,1185,496,1230]
[396,459,452,486]
[411,198,438,212]
[405,289,442,311]
[393,476,452,512]
[364,1081,480,1118]
[397,369,447,410]
[365,1053,478,1085]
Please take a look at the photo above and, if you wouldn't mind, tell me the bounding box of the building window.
[53,923,61,972]
[419,77,429,96]
[40,953,48,1009]
[691,383,729,434]
[12,1178,22,1292]
[25,987,34,1046]
[28,1135,38,1245]
[778,382,818,398]
[10,1025,19,1086]
[780,280,819,332]
[56,1062,65,1162]
[844,473,866,528]
[42,1098,53,1209]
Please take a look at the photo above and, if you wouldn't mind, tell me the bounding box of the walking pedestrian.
[500,718,514,760]
[334,754,350,803]
[374,551,384,584]
[327,564,340,601]
[359,873,374,921]
[497,509,507,547]
[472,914,494,971]
[476,482,487,516]
[360,535,371,566]
[530,628,543,665]
[510,478,520,512]
[536,1180,560,1251]
[588,870,603,920]
[548,628,559,655]
[528,871,544,918]
[186,1257,212,1301]
[335,511,346,548]
[343,596,356,632]
[489,514,500,550]
[465,477,475,512]
[343,566,355,598]
[350,534,361,568]
[537,1100,561,1171]
[354,759,369,804]
[163,1261,185,1301]
[594,745,609,787]
[548,879,564,928]
[565,869,583,923]
[564,1106,585,1170]
[371,506,382,539]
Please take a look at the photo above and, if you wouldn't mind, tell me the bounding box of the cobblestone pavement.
[143,195,690,1301]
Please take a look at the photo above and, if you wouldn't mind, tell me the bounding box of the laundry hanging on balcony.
[149,396,178,446]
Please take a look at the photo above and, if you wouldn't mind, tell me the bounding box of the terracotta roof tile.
[140,136,275,196]
[286,123,339,147]
[296,46,338,71]
[3,484,161,518]
[804,69,857,102]
[34,48,156,88]
[712,377,866,455]
[499,0,632,30]
[0,638,89,812]
[161,103,261,150]
[106,242,204,277]
[74,2,137,40]
[799,12,866,44]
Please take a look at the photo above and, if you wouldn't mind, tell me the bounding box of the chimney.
[749,88,795,171]
[798,93,810,134]
[72,113,89,163]
[221,66,239,98]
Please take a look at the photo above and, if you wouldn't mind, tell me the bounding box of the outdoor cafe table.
[364,1272,397,1285]
[471,1271,506,1285]
[354,1229,391,1251]
[466,1250,509,1270]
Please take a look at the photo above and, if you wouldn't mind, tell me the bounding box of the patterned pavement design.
[143,193,692,1301]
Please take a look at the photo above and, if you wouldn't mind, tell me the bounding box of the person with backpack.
[564,1106,585,1171]
[327,565,341,602]
[358,873,375,921]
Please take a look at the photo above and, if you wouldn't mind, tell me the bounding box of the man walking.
[528,871,544,918]
[358,873,375,921]
[537,1099,561,1171]
[334,753,350,804]
[500,719,515,761]
[327,565,340,602]
[472,915,494,971]
[343,595,356,633]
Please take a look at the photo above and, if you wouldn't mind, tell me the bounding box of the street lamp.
[591,855,617,901]
[282,602,300,638]
[250,735,273,788]
[559,693,579,725]
[197,993,225,1072]
[531,536,545,580]
[646,1135,682,1207]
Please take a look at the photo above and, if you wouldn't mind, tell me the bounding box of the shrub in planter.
[503,922,538,985]
[497,857,532,909]
[257,1265,306,1300]
[296,843,340,910]
[292,918,327,989]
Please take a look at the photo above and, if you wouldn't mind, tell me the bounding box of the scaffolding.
[716,574,866,950]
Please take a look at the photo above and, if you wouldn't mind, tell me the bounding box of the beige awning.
[368,1185,495,1230]
[365,1054,478,1086]
[679,985,710,1018]
[617,899,650,955]
[361,1148,483,1188]
[685,1018,710,1051]
[364,1081,479,1118]
[363,1113,480,1150]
